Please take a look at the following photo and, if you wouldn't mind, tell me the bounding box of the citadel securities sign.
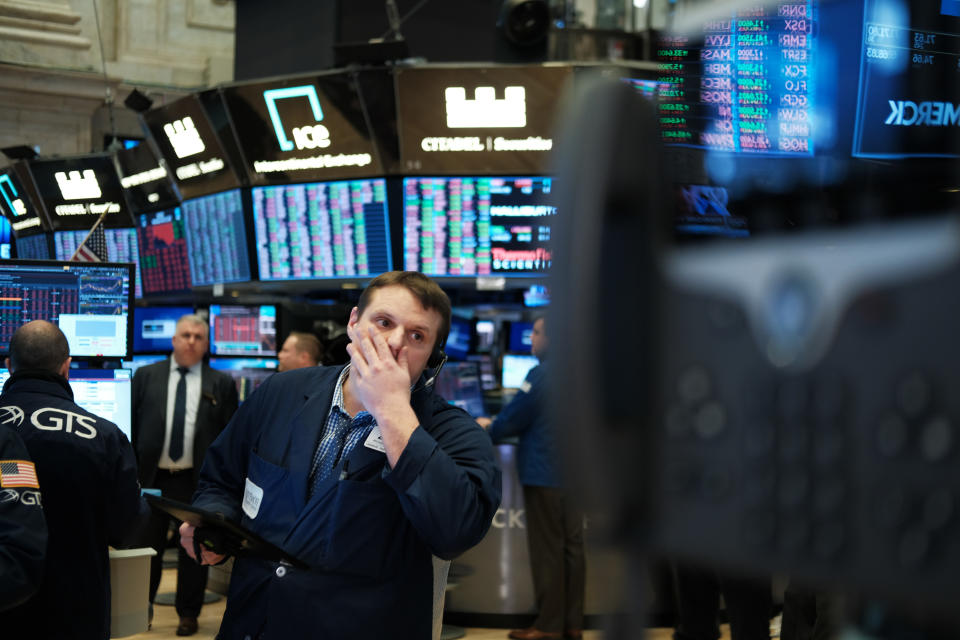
[24,155,131,230]
[220,71,385,185]
[396,65,572,175]
[141,94,240,200]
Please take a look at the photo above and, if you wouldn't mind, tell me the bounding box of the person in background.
[277,330,323,372]
[779,583,841,640]
[478,316,586,640]
[0,320,146,638]
[671,562,772,640]
[131,314,239,637]
[180,271,501,639]
[0,421,46,613]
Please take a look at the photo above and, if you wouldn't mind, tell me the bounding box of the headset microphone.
[422,352,447,389]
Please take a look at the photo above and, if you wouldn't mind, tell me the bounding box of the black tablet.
[145,494,309,569]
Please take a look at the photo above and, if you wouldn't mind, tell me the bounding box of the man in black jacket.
[0,320,146,639]
[131,313,238,636]
[0,421,46,612]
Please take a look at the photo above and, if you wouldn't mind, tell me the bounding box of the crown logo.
[55,170,102,200]
[163,117,206,158]
[445,86,526,128]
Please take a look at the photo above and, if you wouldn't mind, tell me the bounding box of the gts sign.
[264,85,331,151]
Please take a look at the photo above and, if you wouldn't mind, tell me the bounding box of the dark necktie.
[169,366,189,462]
[309,413,375,496]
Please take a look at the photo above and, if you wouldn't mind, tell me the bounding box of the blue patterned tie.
[309,413,375,496]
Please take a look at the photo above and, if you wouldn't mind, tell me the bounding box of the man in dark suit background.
[132,313,239,637]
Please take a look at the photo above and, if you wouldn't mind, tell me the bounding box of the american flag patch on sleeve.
[0,460,39,488]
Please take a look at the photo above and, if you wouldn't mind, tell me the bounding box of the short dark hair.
[8,320,70,374]
[287,331,323,365]
[357,271,451,350]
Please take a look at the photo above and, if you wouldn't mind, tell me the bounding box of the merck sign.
[263,85,330,151]
[885,100,960,126]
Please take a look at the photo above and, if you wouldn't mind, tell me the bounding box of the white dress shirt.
[157,359,202,471]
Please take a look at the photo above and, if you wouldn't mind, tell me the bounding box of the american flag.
[72,222,108,262]
[0,460,39,488]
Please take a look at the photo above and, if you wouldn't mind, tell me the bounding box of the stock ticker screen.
[656,1,816,155]
[54,228,143,298]
[182,189,253,286]
[15,233,50,260]
[252,179,391,280]
[137,208,191,295]
[0,261,132,358]
[209,304,277,356]
[403,176,555,277]
[853,0,960,157]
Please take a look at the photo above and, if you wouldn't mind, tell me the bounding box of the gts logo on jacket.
[0,405,98,439]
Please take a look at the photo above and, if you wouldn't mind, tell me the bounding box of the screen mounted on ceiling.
[221,72,383,185]
[142,94,240,200]
[395,65,572,174]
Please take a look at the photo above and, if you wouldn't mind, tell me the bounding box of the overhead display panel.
[137,207,192,295]
[24,154,133,230]
[114,143,180,213]
[251,178,391,281]
[395,65,572,174]
[853,0,960,157]
[141,94,241,200]
[222,70,384,185]
[0,164,48,239]
[402,175,556,277]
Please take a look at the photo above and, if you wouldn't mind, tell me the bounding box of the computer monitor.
[475,320,495,352]
[54,228,143,298]
[209,305,277,356]
[402,176,556,277]
[251,179,392,281]
[433,361,486,418]
[68,368,134,440]
[508,321,533,354]
[0,367,133,440]
[208,357,278,403]
[500,353,539,390]
[466,353,497,391]
[181,189,253,286]
[133,306,195,354]
[136,208,192,294]
[444,317,473,361]
[523,284,550,308]
[15,233,51,260]
[120,354,168,375]
[0,260,134,358]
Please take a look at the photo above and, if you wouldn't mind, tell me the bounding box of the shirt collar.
[330,364,375,423]
[330,364,351,416]
[170,359,202,375]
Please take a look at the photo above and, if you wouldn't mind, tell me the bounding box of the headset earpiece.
[427,347,446,369]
